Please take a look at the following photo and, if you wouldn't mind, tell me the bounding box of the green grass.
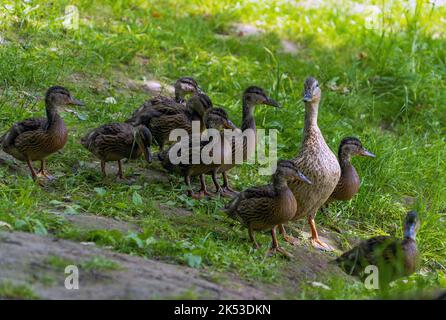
[0,0,445,299]
[0,282,39,300]
[45,255,121,272]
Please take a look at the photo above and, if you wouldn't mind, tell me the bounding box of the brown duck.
[324,137,375,207]
[81,123,152,179]
[129,92,212,153]
[212,86,280,196]
[335,211,420,288]
[286,77,341,251]
[224,160,312,257]
[159,107,236,198]
[0,86,83,182]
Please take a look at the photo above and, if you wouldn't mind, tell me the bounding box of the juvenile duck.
[0,86,83,182]
[324,137,375,207]
[224,160,311,257]
[159,107,236,199]
[130,93,212,153]
[212,86,280,196]
[286,77,341,251]
[335,211,420,288]
[81,123,152,179]
[127,77,202,135]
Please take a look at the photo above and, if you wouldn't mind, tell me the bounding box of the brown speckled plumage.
[1,86,83,181]
[335,211,420,287]
[81,123,152,178]
[287,77,341,250]
[224,160,311,256]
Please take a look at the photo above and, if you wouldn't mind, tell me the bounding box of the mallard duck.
[0,86,84,182]
[323,137,375,207]
[224,160,312,257]
[129,92,212,153]
[81,123,152,179]
[335,211,420,288]
[211,86,280,196]
[285,77,341,251]
[159,107,236,199]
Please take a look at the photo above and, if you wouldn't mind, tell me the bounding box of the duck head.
[403,211,420,241]
[275,160,312,185]
[174,77,202,103]
[243,86,280,108]
[186,93,213,117]
[338,137,376,162]
[135,125,153,163]
[204,108,237,131]
[303,77,321,104]
[45,86,84,108]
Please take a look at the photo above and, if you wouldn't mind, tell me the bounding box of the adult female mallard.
[324,137,375,207]
[212,86,280,196]
[285,77,341,251]
[159,107,236,198]
[81,123,152,179]
[0,86,84,182]
[224,160,311,257]
[335,211,420,288]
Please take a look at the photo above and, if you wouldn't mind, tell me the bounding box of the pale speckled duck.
[285,77,341,251]
[323,137,375,207]
[224,160,311,257]
[0,86,83,182]
[81,123,152,179]
[335,211,420,288]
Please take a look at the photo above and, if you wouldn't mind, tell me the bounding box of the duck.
[334,211,420,288]
[323,137,375,207]
[285,77,341,251]
[0,86,84,182]
[129,92,212,153]
[81,123,152,179]
[211,86,280,196]
[159,107,236,199]
[224,160,312,257]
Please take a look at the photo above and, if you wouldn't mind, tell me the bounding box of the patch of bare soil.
[0,231,270,299]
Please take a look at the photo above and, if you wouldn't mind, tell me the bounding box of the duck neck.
[45,104,62,131]
[304,102,319,129]
[404,224,417,241]
[175,91,184,104]
[273,174,289,193]
[241,96,256,132]
[338,150,353,173]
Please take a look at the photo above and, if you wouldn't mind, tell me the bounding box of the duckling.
[335,211,420,288]
[285,77,341,251]
[129,92,212,153]
[81,123,152,179]
[159,107,236,199]
[323,137,375,207]
[212,86,280,196]
[0,86,84,182]
[224,160,312,257]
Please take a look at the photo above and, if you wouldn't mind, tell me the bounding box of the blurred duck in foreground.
[335,211,420,288]
[81,123,152,179]
[0,86,83,183]
[224,160,311,258]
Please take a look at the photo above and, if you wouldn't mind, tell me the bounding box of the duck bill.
[143,147,152,164]
[295,170,312,185]
[360,148,376,158]
[303,91,312,102]
[264,98,280,108]
[197,87,204,94]
[70,97,84,106]
[224,119,237,130]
